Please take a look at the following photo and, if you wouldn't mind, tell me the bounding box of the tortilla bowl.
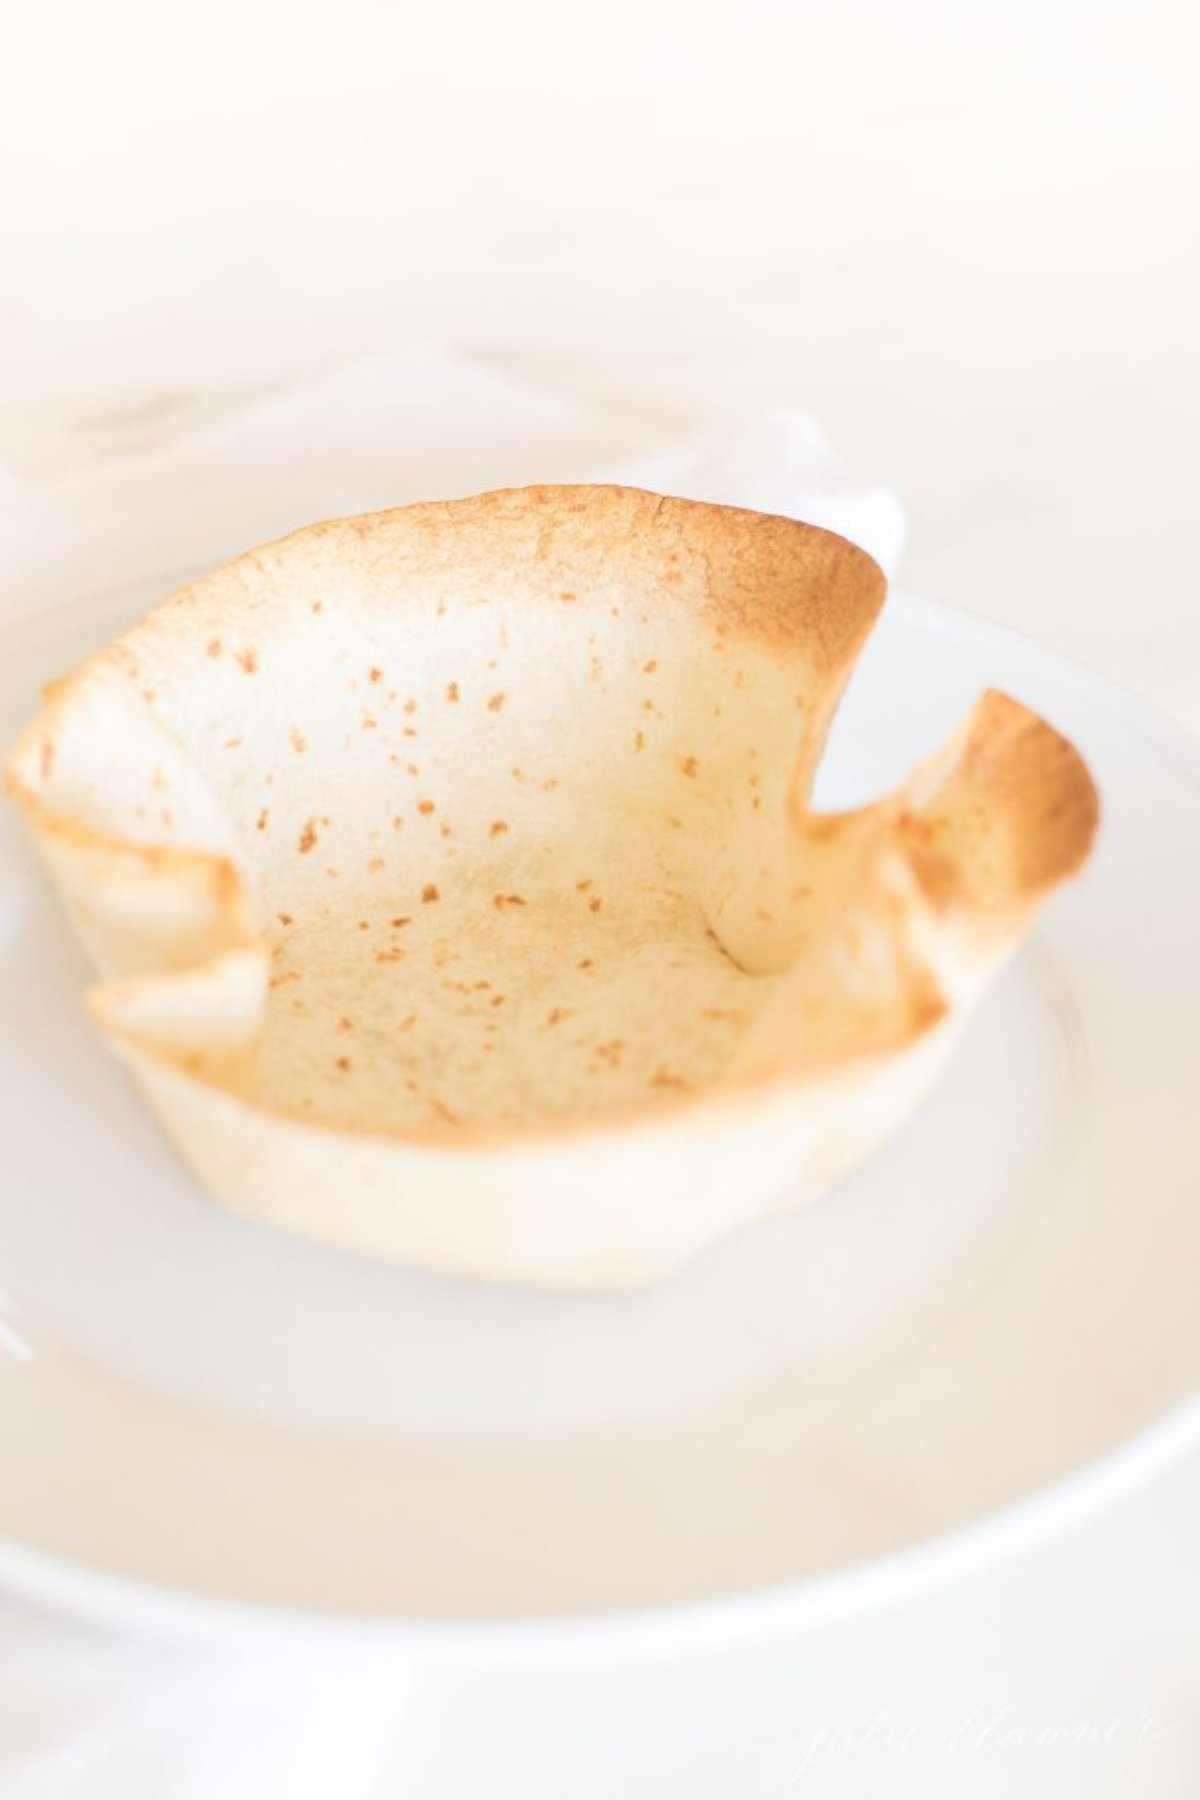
[5,486,1098,1288]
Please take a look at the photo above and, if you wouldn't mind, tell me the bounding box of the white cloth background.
[0,345,906,624]
[0,348,1195,1798]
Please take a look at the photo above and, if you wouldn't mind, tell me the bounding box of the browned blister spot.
[445,681,460,703]
[391,915,412,929]
[679,755,699,778]
[650,1066,690,1091]
[368,667,383,684]
[421,883,440,903]
[588,895,603,913]
[298,818,320,854]
[256,808,270,832]
[335,1056,352,1072]
[417,800,436,816]
[487,692,507,712]
[277,912,293,927]
[493,893,527,912]
[489,820,509,837]
[289,729,308,755]
[236,648,258,675]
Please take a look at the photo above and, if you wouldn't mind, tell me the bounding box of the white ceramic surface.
[1,573,1198,1647]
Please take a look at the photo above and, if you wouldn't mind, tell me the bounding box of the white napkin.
[0,343,905,631]
[0,346,903,1798]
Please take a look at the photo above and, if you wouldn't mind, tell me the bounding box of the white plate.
[1,575,1198,1654]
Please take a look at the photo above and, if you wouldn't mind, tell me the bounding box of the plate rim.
[2,581,1198,1653]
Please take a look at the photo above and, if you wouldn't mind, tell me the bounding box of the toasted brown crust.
[901,688,1099,907]
[307,484,887,649]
